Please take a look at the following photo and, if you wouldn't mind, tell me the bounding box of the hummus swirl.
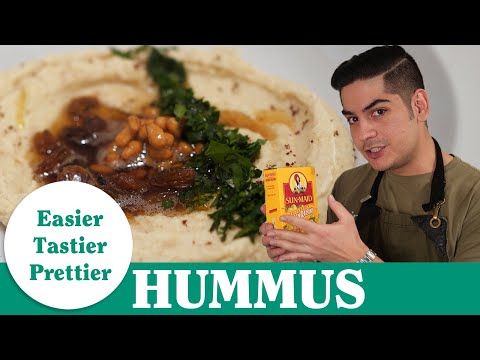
[0,47,354,261]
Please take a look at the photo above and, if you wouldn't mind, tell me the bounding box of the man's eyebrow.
[342,99,391,116]
[363,99,390,112]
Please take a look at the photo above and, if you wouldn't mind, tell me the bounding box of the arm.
[451,181,480,261]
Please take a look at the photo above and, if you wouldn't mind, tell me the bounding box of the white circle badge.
[4,181,132,310]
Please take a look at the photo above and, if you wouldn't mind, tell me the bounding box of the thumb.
[328,194,352,222]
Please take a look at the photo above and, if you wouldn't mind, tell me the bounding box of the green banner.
[1,262,480,315]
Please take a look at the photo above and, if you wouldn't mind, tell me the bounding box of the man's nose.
[357,118,377,142]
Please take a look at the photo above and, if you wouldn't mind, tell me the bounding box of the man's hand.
[259,204,289,261]
[266,195,369,262]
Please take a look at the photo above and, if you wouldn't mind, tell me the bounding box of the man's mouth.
[365,145,386,160]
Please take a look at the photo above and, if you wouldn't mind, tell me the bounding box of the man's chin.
[367,160,392,172]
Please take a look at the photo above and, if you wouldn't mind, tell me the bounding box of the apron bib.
[355,138,448,262]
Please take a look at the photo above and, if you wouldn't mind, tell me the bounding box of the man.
[260,45,480,262]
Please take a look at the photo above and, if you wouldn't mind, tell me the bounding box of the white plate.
[1,45,480,263]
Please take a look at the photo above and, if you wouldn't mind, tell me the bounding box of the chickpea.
[147,123,166,149]
[90,164,114,174]
[142,106,159,118]
[177,141,193,155]
[115,126,132,147]
[149,146,174,161]
[106,151,120,162]
[164,132,175,147]
[128,115,140,132]
[166,117,182,138]
[138,125,148,141]
[155,116,168,130]
[121,140,142,159]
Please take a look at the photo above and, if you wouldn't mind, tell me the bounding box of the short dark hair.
[331,45,425,108]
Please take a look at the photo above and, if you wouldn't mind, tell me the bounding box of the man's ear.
[411,89,430,123]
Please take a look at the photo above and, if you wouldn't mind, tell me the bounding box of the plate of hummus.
[0,46,354,261]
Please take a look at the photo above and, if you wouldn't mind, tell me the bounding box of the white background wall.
[1,45,479,260]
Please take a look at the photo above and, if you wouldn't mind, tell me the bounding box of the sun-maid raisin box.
[264,166,319,230]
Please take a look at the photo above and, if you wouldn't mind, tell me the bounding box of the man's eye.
[347,117,358,125]
[373,109,387,117]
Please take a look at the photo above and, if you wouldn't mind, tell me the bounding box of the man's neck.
[390,135,453,176]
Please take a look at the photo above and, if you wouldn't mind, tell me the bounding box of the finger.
[279,215,319,233]
[260,222,266,235]
[328,194,352,222]
[262,235,275,246]
[266,229,307,244]
[268,246,288,259]
[260,204,266,215]
[278,252,315,262]
[269,238,306,254]
[262,235,268,246]
[259,222,273,236]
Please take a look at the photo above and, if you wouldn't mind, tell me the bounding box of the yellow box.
[263,166,319,230]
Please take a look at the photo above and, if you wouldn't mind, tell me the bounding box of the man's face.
[340,75,419,173]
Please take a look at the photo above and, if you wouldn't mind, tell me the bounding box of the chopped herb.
[162,199,174,209]
[110,46,150,59]
[112,46,266,241]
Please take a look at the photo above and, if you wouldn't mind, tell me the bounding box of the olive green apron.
[355,138,448,262]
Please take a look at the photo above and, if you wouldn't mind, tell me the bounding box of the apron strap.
[422,137,446,212]
[355,171,384,229]
[369,170,384,203]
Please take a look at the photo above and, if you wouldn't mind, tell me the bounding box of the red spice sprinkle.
[289,104,300,116]
[301,119,310,130]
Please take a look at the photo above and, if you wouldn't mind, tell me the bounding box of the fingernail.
[267,230,275,237]
[269,239,277,246]
[329,194,335,201]
[280,216,286,221]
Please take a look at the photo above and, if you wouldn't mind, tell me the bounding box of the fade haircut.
[331,45,425,113]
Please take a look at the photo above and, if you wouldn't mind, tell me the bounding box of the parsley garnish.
[110,45,150,59]
[112,46,266,241]
[161,199,175,209]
